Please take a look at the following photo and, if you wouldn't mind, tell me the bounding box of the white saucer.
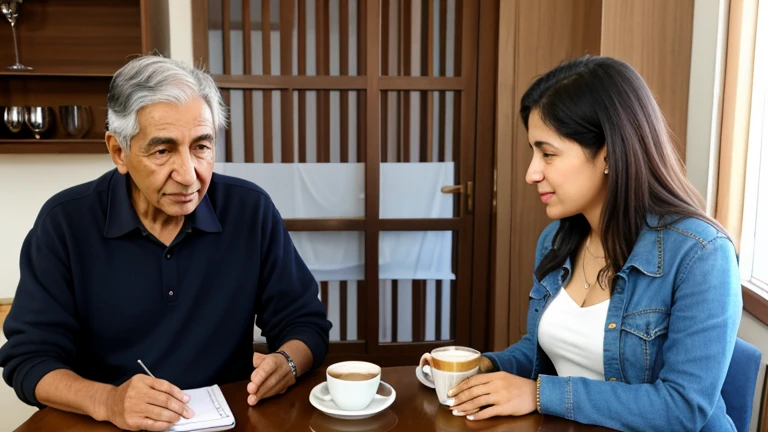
[415,365,435,389]
[309,381,396,420]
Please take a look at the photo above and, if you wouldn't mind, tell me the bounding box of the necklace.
[585,237,605,259]
[582,237,599,290]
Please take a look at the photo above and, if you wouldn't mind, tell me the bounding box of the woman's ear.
[600,146,609,175]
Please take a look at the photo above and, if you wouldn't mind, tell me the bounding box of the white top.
[537,288,609,381]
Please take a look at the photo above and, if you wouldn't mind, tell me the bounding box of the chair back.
[722,338,762,432]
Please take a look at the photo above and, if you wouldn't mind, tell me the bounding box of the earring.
[604,167,609,175]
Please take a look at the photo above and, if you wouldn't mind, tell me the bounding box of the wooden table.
[16,366,614,431]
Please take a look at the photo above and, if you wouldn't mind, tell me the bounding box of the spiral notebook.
[166,385,235,432]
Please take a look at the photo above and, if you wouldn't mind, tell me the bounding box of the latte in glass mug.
[419,346,481,406]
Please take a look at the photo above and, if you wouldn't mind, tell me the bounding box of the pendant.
[584,282,590,290]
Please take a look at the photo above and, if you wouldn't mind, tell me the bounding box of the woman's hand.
[448,372,537,420]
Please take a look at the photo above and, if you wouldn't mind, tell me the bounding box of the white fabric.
[213,163,456,281]
[537,288,609,381]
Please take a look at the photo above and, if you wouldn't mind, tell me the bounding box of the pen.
[137,359,156,378]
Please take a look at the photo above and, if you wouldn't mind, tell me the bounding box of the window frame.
[739,0,768,323]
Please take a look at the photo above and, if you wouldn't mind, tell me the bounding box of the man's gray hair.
[107,55,228,150]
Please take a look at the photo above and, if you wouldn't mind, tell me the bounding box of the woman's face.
[525,109,608,223]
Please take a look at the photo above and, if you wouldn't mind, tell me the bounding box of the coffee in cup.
[326,361,381,411]
[419,346,481,406]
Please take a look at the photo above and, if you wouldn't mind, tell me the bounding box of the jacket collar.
[621,215,664,277]
[538,215,664,295]
[104,170,222,238]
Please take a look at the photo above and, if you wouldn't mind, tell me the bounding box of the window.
[740,0,768,301]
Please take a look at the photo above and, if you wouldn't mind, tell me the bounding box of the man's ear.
[106,133,129,175]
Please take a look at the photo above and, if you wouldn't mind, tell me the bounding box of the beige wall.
[0,155,115,300]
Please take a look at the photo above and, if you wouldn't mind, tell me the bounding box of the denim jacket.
[484,216,742,431]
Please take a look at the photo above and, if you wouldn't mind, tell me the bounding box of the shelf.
[0,70,114,78]
[0,139,107,154]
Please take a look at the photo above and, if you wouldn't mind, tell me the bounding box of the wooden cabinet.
[0,0,166,154]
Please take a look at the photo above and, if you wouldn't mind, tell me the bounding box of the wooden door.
[192,0,494,366]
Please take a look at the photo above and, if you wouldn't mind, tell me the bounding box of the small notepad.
[167,385,235,432]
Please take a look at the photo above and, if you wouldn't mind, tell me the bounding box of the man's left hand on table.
[246,352,297,405]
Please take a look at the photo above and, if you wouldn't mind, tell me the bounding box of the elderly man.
[0,56,331,431]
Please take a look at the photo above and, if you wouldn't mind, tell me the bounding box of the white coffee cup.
[419,346,481,406]
[325,361,382,411]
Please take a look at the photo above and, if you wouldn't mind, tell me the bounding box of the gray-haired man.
[0,56,331,431]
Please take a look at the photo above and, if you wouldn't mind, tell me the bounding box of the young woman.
[448,56,742,431]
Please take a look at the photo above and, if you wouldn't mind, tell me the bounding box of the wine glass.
[1,0,33,71]
[3,106,24,134]
[59,105,92,138]
[24,106,53,139]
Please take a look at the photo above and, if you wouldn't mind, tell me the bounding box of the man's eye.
[543,153,554,158]
[155,149,169,156]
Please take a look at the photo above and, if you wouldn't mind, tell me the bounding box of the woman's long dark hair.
[522,56,727,288]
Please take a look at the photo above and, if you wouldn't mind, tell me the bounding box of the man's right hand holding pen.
[33,360,195,431]
[103,373,194,431]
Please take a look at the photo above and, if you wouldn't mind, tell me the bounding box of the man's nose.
[172,152,196,186]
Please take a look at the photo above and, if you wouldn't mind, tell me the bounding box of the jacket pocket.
[619,309,669,383]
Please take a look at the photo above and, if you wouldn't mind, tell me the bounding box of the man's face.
[111,98,216,217]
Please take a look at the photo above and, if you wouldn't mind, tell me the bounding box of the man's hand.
[247,352,296,405]
[104,374,194,431]
[448,372,536,421]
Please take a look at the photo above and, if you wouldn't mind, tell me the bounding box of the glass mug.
[419,346,482,405]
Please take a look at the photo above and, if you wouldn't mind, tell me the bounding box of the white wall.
[686,0,729,215]
[169,0,194,65]
[0,155,115,299]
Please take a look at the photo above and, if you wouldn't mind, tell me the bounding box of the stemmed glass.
[1,0,33,71]
[24,106,52,139]
[3,106,24,134]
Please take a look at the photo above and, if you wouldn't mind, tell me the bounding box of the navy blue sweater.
[0,170,331,407]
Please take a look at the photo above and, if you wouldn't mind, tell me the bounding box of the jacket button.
[609,377,617,381]
[607,323,617,329]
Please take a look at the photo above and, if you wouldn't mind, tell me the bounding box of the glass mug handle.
[419,353,435,385]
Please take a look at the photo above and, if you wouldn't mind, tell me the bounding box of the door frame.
[190,0,498,365]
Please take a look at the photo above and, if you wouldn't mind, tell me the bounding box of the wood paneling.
[492,0,516,352]
[471,0,499,350]
[141,0,170,57]
[601,0,694,157]
[494,0,603,346]
[743,286,768,327]
[0,304,10,330]
[0,0,142,74]
[191,0,209,66]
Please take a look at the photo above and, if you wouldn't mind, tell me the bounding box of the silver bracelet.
[275,350,298,378]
